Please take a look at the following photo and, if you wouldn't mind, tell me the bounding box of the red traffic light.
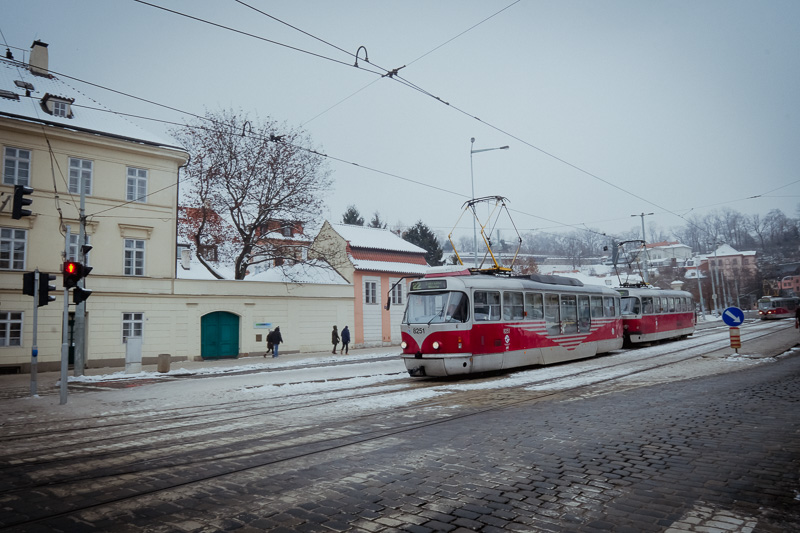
[63,261,82,289]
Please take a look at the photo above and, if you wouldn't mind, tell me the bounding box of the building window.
[68,234,91,263]
[124,238,145,276]
[126,167,148,202]
[52,100,68,117]
[281,222,293,237]
[391,282,403,305]
[365,281,377,304]
[3,147,31,186]
[0,228,26,270]
[0,311,23,347]
[122,312,144,343]
[197,243,218,262]
[69,158,92,195]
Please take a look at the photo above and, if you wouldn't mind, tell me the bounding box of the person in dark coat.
[267,327,283,358]
[331,325,340,354]
[340,325,350,354]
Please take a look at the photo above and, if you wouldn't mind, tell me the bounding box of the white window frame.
[68,234,91,263]
[0,311,23,347]
[122,312,144,343]
[364,280,377,305]
[68,157,92,195]
[124,238,145,276]
[126,167,148,203]
[52,100,68,117]
[0,228,27,270]
[3,147,31,186]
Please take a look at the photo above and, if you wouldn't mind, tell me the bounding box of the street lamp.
[470,137,509,267]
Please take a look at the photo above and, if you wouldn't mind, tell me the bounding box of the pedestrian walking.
[267,327,283,358]
[331,325,340,354]
[795,306,800,329]
[341,325,350,354]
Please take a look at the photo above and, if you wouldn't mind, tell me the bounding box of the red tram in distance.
[616,287,696,345]
[400,268,624,377]
[757,296,799,320]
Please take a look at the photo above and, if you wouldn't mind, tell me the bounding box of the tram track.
[0,320,792,530]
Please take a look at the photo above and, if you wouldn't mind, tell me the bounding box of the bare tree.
[174,109,331,280]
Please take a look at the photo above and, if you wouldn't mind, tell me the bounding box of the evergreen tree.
[403,220,443,266]
[341,205,364,225]
[368,211,387,229]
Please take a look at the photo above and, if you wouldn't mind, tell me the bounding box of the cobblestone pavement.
[2,351,798,532]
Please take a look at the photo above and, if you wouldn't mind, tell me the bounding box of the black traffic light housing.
[63,261,93,303]
[22,271,56,307]
[63,261,82,289]
[12,185,33,219]
[39,273,56,307]
[22,271,35,296]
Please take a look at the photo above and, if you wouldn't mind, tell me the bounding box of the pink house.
[312,222,429,347]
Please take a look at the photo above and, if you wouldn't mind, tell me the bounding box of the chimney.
[180,248,192,270]
[29,40,49,77]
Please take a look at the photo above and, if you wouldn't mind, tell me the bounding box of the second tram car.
[616,287,695,345]
[400,269,623,377]
[757,296,799,320]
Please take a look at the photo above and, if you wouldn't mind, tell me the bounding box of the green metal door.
[201,311,240,359]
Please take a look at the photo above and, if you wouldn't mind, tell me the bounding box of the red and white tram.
[757,296,799,320]
[616,287,695,345]
[400,269,624,377]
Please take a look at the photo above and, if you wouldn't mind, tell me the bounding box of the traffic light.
[22,271,35,296]
[63,261,82,289]
[12,185,33,219]
[38,273,56,307]
[63,261,92,303]
[73,286,92,305]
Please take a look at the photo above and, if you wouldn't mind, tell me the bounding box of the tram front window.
[403,291,469,324]
[621,297,640,316]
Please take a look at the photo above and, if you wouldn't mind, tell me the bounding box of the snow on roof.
[350,258,430,275]
[695,244,756,259]
[0,56,183,149]
[177,258,348,284]
[331,223,426,254]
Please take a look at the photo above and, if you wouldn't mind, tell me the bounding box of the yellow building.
[1,41,352,373]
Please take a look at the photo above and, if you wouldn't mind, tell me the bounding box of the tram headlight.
[400,341,408,350]
[432,341,441,350]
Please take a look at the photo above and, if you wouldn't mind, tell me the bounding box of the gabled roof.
[0,55,182,150]
[330,223,426,254]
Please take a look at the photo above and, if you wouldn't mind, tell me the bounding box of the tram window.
[642,297,654,314]
[545,293,561,335]
[590,296,604,318]
[446,292,469,323]
[504,292,524,320]
[578,295,591,332]
[603,296,616,317]
[621,297,640,316]
[474,291,501,321]
[561,295,578,334]
[668,297,675,312]
[525,292,543,320]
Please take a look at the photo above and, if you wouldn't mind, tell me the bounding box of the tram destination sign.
[722,306,745,327]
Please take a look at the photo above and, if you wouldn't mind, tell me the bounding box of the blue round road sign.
[722,306,745,327]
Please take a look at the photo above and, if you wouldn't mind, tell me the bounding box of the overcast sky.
[4,0,799,247]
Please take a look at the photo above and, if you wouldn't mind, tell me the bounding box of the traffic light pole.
[30,270,39,396]
[74,173,87,376]
[60,226,71,405]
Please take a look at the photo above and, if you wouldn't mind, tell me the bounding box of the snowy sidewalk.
[0,346,402,401]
